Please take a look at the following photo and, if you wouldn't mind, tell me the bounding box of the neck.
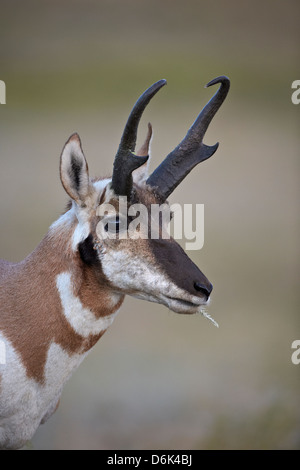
[1,209,124,385]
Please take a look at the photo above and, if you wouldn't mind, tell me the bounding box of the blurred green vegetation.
[0,0,298,111]
[202,402,299,449]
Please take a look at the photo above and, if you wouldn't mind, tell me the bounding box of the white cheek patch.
[56,272,118,337]
[101,250,179,298]
[100,248,218,326]
[71,221,90,251]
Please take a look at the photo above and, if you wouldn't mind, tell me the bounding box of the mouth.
[131,291,218,327]
[165,295,203,310]
[163,295,219,327]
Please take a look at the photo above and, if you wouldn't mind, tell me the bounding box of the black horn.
[111,79,167,198]
[146,76,230,200]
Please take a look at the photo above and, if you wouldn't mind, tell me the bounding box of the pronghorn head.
[60,77,230,324]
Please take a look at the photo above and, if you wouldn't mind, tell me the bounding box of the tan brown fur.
[0,218,123,384]
[0,77,227,448]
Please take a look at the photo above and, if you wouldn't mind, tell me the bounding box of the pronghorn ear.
[60,133,91,205]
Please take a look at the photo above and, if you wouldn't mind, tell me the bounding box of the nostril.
[194,281,213,299]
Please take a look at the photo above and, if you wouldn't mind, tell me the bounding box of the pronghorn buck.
[0,76,229,449]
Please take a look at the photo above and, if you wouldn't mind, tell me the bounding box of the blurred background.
[0,0,299,450]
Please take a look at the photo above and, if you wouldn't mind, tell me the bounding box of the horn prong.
[146,76,230,201]
[136,123,153,157]
[111,81,166,198]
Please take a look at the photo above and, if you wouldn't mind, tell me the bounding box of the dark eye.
[104,216,126,233]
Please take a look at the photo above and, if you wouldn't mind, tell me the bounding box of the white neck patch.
[56,272,118,338]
